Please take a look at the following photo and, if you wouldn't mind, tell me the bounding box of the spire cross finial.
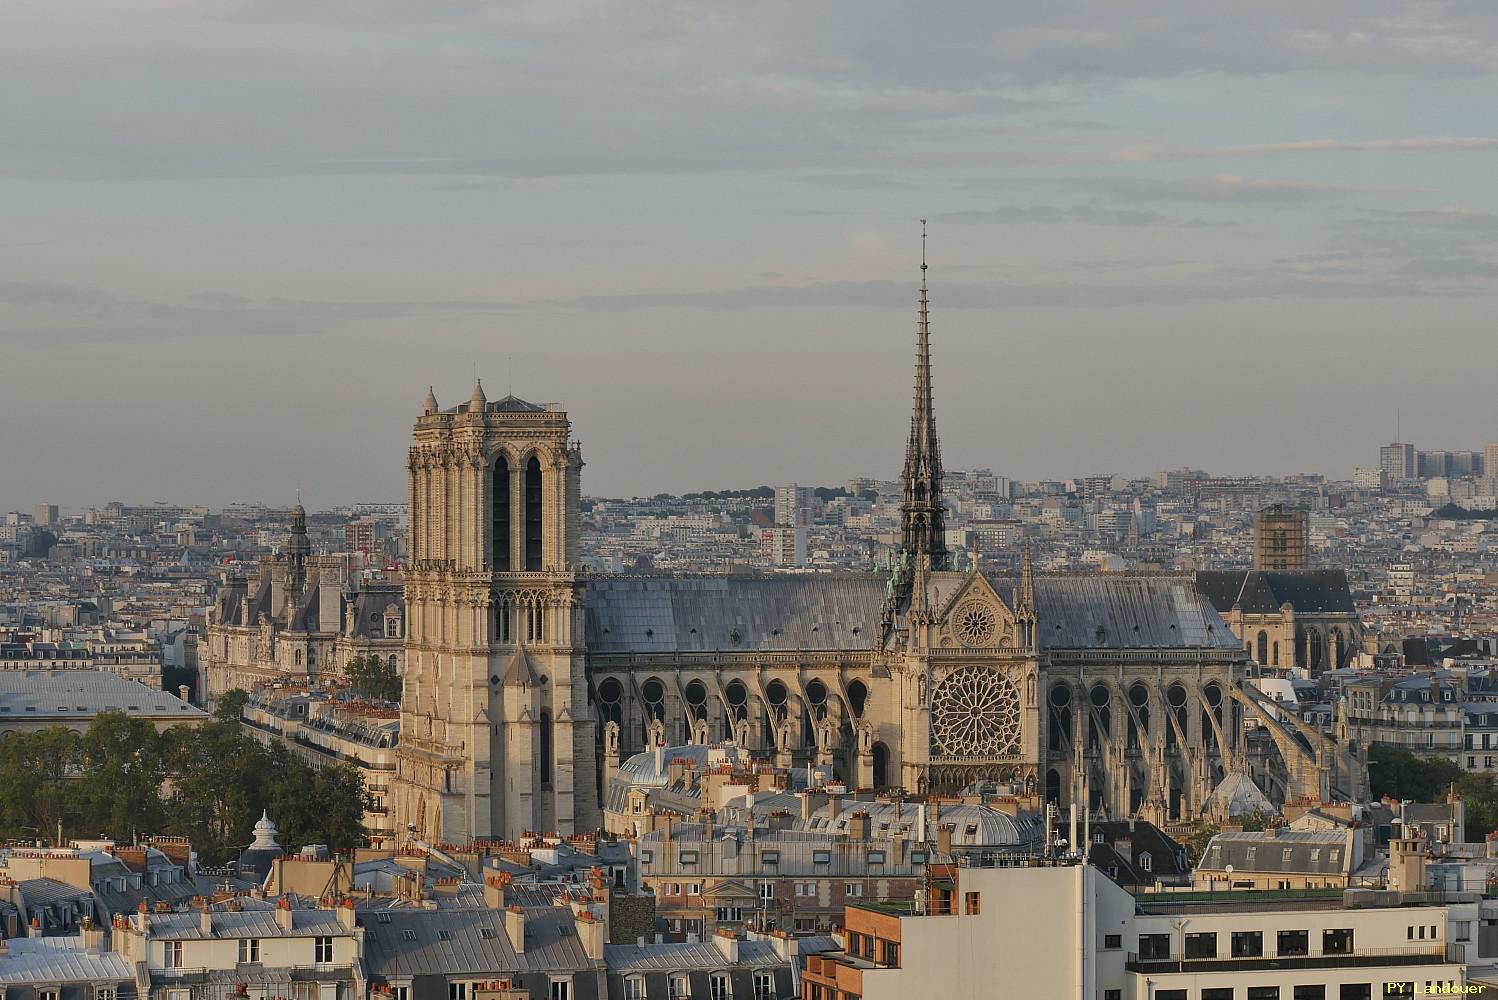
[920,218,927,276]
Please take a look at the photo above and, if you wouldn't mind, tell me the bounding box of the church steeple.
[899,221,948,573]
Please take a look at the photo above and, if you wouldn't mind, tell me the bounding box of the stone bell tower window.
[524,456,543,571]
[493,455,512,571]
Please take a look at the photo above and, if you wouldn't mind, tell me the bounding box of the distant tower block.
[1253,503,1309,571]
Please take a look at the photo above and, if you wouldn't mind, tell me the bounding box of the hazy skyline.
[5,2,1498,511]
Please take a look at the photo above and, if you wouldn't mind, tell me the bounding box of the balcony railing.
[154,964,355,982]
[1125,943,1458,974]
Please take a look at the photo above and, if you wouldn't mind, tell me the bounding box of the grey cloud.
[4,3,1498,181]
[1394,256,1498,279]
[935,202,1221,228]
[1077,175,1432,204]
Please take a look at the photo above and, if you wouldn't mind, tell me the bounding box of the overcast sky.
[4,1,1498,511]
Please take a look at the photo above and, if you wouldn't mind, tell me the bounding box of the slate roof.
[146,907,348,939]
[15,878,93,909]
[0,936,136,987]
[1196,570,1356,616]
[0,670,206,722]
[585,572,1239,653]
[1206,772,1276,819]
[1015,575,1239,650]
[584,576,884,653]
[1199,830,1352,876]
[362,906,595,978]
[443,393,547,414]
[1087,821,1189,885]
[605,938,787,972]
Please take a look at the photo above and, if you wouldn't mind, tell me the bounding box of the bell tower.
[393,381,596,845]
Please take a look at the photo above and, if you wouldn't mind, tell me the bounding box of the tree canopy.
[345,654,402,703]
[0,698,368,863]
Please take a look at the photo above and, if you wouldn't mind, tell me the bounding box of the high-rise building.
[1252,503,1309,571]
[1485,442,1498,478]
[1379,442,1417,482]
[344,516,384,555]
[774,483,813,527]
[33,503,58,526]
[760,524,807,566]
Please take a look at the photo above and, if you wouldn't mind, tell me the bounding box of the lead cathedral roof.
[582,572,1240,653]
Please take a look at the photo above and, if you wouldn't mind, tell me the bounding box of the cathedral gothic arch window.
[684,680,709,721]
[597,677,624,725]
[1047,683,1072,753]
[765,680,789,721]
[641,677,666,721]
[847,679,868,718]
[725,680,749,720]
[492,455,511,571]
[523,455,543,571]
[806,679,829,720]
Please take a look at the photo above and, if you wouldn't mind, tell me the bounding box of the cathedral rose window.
[931,665,1021,757]
[953,600,998,647]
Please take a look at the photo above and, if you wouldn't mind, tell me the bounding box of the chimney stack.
[576,910,605,960]
[506,906,527,953]
[713,929,741,963]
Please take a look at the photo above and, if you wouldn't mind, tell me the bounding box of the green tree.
[0,727,83,843]
[344,655,401,703]
[1238,808,1272,833]
[75,712,168,839]
[1453,771,1498,843]
[214,688,250,723]
[1185,823,1220,865]
[1368,744,1461,802]
[164,716,269,862]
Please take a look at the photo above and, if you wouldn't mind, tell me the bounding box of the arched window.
[387,654,397,671]
[492,456,512,571]
[497,598,512,643]
[526,598,545,643]
[306,648,316,667]
[539,710,553,786]
[1272,640,1279,666]
[294,649,302,667]
[872,742,889,789]
[1256,631,1268,665]
[524,456,543,571]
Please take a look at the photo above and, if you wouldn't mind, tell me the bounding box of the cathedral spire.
[899,220,948,573]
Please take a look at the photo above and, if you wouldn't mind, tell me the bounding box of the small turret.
[422,385,439,416]
[286,504,310,603]
[468,379,488,412]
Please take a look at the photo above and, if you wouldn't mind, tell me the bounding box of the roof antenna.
[509,354,513,396]
[920,218,927,281]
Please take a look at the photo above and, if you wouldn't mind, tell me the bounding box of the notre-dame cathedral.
[390,261,1360,845]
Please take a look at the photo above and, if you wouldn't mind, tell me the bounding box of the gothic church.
[391,261,1354,845]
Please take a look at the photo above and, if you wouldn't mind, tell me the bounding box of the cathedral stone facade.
[392,265,1355,846]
